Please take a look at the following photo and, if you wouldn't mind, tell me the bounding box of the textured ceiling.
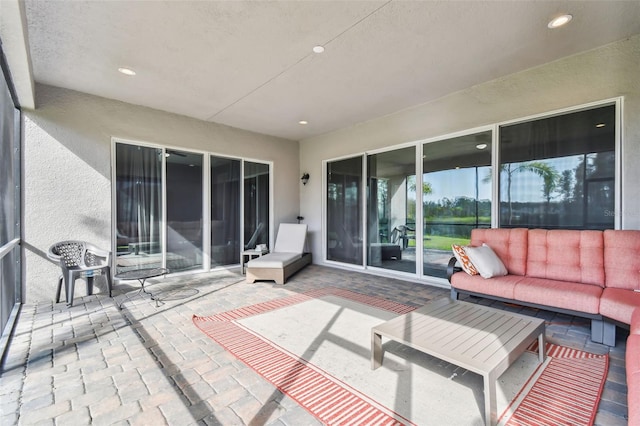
[22,1,640,141]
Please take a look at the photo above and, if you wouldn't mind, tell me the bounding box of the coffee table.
[371,297,545,425]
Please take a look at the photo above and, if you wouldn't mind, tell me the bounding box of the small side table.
[115,267,170,309]
[241,249,269,274]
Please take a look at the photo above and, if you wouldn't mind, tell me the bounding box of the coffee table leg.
[484,372,497,426]
[538,332,546,363]
[371,330,382,370]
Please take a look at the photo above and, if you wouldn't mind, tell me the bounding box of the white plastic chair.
[47,241,113,306]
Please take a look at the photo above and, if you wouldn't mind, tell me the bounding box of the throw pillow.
[451,244,478,276]
[464,243,508,279]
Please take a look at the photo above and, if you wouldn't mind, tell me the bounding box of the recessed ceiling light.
[476,143,488,150]
[596,123,606,128]
[118,67,136,76]
[298,120,308,125]
[312,45,325,54]
[548,14,572,29]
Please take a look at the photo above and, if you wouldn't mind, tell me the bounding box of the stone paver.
[0,266,629,425]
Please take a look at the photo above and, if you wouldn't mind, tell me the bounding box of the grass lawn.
[420,235,471,251]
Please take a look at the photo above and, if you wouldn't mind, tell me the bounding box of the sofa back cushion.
[604,230,640,290]
[527,229,604,287]
[470,228,527,275]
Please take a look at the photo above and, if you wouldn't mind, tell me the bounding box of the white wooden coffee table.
[371,297,545,425]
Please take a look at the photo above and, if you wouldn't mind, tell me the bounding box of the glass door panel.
[422,131,492,278]
[244,162,269,251]
[211,156,241,266]
[327,156,363,265]
[166,150,203,272]
[367,147,416,273]
[499,105,615,229]
[115,144,163,272]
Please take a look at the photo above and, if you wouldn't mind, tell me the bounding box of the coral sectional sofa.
[447,228,640,424]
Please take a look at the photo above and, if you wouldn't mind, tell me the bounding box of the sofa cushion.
[628,371,640,426]
[247,252,301,269]
[464,244,508,279]
[604,229,640,290]
[627,335,640,426]
[513,276,603,314]
[526,229,605,287]
[470,228,528,275]
[451,273,522,300]
[451,244,478,275]
[632,308,640,335]
[599,288,640,325]
[627,335,640,375]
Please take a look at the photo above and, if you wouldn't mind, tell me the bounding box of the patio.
[0,265,629,425]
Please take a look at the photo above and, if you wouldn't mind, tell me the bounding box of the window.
[0,50,21,348]
[499,105,615,229]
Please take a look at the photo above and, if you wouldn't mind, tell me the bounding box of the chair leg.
[105,267,113,297]
[56,276,63,303]
[65,271,77,306]
[86,275,94,296]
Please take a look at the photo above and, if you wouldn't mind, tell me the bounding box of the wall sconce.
[301,173,310,185]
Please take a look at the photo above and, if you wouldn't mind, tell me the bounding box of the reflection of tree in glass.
[486,162,559,225]
[557,170,574,201]
[408,178,433,196]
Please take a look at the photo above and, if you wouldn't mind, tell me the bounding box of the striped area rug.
[193,288,608,426]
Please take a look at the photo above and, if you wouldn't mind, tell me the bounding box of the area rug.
[193,288,608,425]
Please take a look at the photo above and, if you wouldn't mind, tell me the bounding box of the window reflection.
[499,105,615,229]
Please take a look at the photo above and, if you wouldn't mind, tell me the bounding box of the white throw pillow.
[463,243,508,279]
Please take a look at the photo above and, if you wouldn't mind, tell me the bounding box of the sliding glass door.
[166,150,203,272]
[327,156,363,265]
[243,162,270,250]
[211,156,240,266]
[115,144,163,272]
[499,105,615,229]
[367,147,416,273]
[422,131,492,278]
[115,141,270,273]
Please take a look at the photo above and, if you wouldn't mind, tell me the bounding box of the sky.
[421,155,583,204]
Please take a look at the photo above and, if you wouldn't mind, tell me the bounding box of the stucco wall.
[23,84,299,302]
[300,35,640,276]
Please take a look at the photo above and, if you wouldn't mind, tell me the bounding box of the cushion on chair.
[470,228,528,275]
[527,229,605,287]
[599,287,640,324]
[604,230,640,290]
[273,224,308,253]
[247,252,301,269]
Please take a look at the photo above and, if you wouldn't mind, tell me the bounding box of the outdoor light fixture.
[301,173,310,185]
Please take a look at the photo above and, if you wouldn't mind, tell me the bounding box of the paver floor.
[0,265,629,425]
